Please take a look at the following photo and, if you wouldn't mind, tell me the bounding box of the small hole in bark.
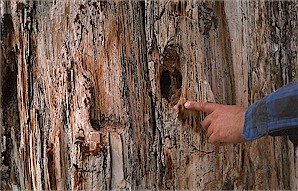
[160,70,172,100]
[159,47,182,106]
[160,69,182,105]
[90,119,101,131]
[2,71,17,107]
[2,14,14,37]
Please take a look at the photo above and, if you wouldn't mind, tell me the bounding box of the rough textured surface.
[0,0,298,190]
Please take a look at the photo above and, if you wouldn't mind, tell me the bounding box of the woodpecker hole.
[160,70,172,100]
[159,47,182,105]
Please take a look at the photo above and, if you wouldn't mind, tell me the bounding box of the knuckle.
[211,112,219,119]
[202,122,208,130]
[207,130,212,137]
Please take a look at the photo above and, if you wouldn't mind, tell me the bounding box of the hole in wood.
[159,47,182,106]
[160,70,172,101]
[160,69,182,105]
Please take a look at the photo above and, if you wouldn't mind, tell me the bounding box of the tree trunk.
[1,0,298,190]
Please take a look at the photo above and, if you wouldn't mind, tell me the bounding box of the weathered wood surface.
[1,0,298,190]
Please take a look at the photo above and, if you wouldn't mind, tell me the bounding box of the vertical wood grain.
[0,0,297,190]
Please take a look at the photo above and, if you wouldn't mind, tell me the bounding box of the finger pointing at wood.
[184,101,248,145]
[184,101,220,114]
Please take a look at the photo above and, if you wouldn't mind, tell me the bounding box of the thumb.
[184,101,219,113]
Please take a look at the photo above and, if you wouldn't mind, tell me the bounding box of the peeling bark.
[1,0,298,190]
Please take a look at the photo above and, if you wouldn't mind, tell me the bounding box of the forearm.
[242,81,298,144]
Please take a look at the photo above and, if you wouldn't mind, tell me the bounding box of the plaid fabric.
[242,81,298,144]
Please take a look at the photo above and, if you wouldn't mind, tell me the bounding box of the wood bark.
[1,0,298,190]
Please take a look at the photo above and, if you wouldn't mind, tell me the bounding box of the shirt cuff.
[242,100,269,141]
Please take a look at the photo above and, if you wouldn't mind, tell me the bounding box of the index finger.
[184,101,219,114]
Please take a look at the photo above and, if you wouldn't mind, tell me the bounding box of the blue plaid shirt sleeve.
[242,81,298,144]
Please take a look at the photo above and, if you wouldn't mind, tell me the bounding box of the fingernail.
[184,102,190,109]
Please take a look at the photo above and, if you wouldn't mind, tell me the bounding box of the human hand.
[184,101,247,146]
